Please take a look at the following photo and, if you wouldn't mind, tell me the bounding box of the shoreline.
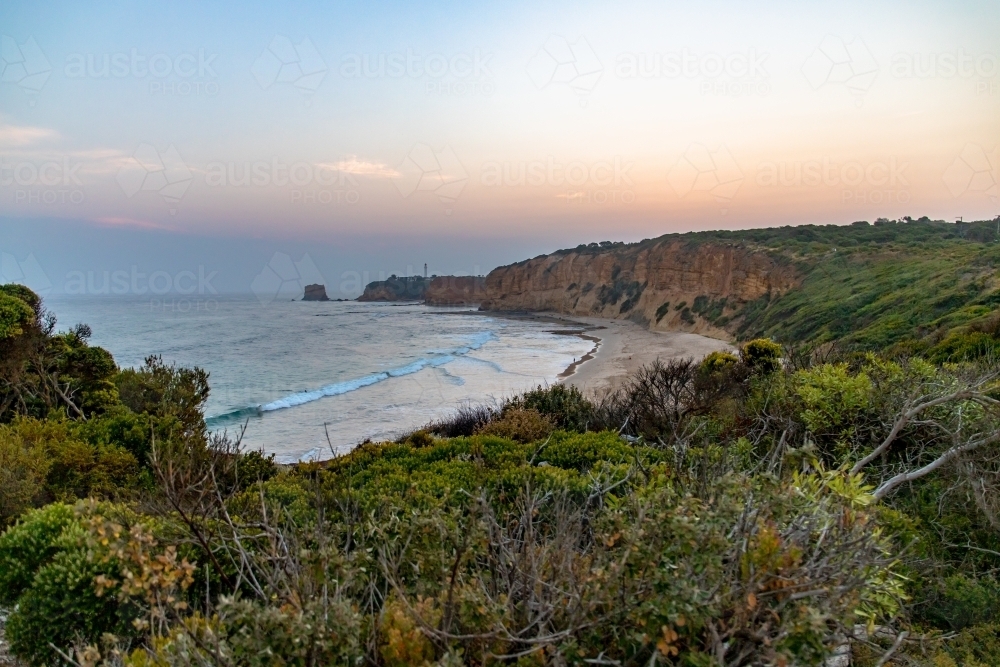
[437,308,735,396]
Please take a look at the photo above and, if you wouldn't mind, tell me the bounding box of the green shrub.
[0,427,49,526]
[0,502,76,603]
[7,533,133,665]
[477,408,554,443]
[655,301,670,322]
[216,597,362,666]
[741,338,783,373]
[699,350,738,375]
[922,574,1000,631]
[5,417,140,502]
[0,290,35,339]
[539,430,634,472]
[929,330,1000,362]
[506,384,593,431]
[794,364,873,436]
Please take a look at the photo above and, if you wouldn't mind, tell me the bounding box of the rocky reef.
[302,284,330,301]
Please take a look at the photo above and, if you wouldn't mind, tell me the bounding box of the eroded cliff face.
[357,277,428,302]
[480,241,800,339]
[424,276,486,306]
[357,276,486,305]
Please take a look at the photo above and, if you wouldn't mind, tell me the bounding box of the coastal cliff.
[424,276,486,306]
[357,276,429,302]
[480,240,800,338]
[358,275,486,305]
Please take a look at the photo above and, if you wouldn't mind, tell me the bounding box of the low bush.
[476,408,554,443]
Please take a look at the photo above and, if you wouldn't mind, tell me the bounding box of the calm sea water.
[46,296,592,462]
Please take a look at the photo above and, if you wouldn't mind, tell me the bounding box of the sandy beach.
[558,316,734,396]
[459,310,735,397]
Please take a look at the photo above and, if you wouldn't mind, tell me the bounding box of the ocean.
[45,295,594,462]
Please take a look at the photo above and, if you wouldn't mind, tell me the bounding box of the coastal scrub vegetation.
[560,217,1000,357]
[2,236,1000,667]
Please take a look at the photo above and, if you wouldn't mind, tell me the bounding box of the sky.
[1,0,998,298]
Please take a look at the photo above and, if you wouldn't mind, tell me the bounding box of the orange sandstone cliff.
[424,276,487,306]
[479,241,800,339]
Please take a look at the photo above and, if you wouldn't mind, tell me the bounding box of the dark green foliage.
[921,574,999,631]
[0,290,35,339]
[508,384,593,431]
[655,301,670,322]
[0,502,76,603]
[5,246,1000,665]
[0,502,138,665]
[358,275,429,300]
[741,338,783,374]
[597,278,643,308]
[7,538,133,666]
[115,355,210,440]
[236,450,278,489]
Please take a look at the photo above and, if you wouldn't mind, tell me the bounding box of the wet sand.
[557,316,734,396]
[451,310,734,397]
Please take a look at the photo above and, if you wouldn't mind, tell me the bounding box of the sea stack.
[302,284,330,301]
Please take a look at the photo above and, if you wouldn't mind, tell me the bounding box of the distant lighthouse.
[424,263,428,278]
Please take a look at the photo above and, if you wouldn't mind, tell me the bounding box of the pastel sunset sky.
[1,0,998,295]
